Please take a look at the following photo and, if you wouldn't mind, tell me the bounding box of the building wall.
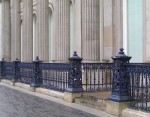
[127,0,143,62]
[0,0,147,63]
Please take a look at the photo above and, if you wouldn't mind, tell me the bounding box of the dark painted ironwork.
[18,62,33,85]
[127,63,150,112]
[82,63,113,92]
[66,51,84,92]
[40,63,70,92]
[0,49,149,113]
[4,62,14,80]
[0,58,5,79]
[30,56,42,87]
[12,58,20,83]
[108,48,132,102]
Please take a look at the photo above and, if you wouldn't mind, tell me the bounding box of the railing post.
[106,48,132,116]
[31,56,42,87]
[66,51,84,92]
[109,48,132,102]
[12,58,20,83]
[0,58,5,80]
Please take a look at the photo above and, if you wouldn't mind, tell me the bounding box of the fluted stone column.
[74,0,82,57]
[100,0,104,61]
[11,0,21,61]
[53,0,70,62]
[112,0,123,55]
[1,0,11,61]
[103,0,113,60]
[34,0,49,62]
[81,0,100,61]
[144,0,150,62]
[22,0,33,62]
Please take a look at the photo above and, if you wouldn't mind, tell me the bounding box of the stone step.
[75,91,111,111]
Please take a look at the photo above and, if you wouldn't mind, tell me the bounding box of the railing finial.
[119,48,124,54]
[115,48,127,57]
[69,51,82,60]
[34,56,40,62]
[16,58,19,61]
[73,51,77,56]
[35,56,39,60]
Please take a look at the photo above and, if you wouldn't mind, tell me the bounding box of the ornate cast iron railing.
[0,52,113,93]
[40,63,70,92]
[1,50,150,113]
[82,63,113,92]
[18,63,33,85]
[127,63,150,112]
[4,62,14,81]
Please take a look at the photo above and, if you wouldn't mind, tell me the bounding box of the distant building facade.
[0,0,149,63]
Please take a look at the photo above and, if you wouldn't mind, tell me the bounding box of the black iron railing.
[18,62,33,85]
[127,63,150,112]
[40,63,70,91]
[0,53,112,92]
[4,62,14,81]
[82,63,113,92]
[0,49,149,113]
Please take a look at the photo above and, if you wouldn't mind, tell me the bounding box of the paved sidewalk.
[0,82,117,117]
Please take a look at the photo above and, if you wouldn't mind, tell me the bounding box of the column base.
[66,87,84,93]
[108,95,131,102]
[12,78,18,84]
[30,83,41,88]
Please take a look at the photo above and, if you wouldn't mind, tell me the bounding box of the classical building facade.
[0,0,149,63]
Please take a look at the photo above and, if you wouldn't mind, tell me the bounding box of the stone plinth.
[106,100,130,116]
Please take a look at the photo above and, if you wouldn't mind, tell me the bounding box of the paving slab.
[0,82,117,117]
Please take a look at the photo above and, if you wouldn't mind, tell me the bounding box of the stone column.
[34,0,49,62]
[22,0,33,62]
[100,0,104,61]
[11,0,21,61]
[112,0,123,55]
[1,0,11,61]
[53,0,70,62]
[81,0,100,61]
[74,0,82,57]
[103,0,113,60]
